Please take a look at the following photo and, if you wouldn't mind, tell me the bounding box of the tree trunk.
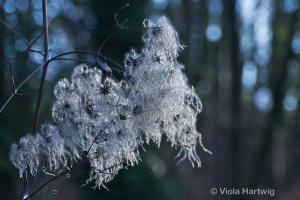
[251,8,299,188]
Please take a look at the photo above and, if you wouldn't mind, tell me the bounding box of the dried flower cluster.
[10,16,211,189]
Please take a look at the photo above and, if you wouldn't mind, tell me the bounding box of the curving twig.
[20,170,69,200]
[0,18,45,56]
[114,3,139,30]
[0,18,28,43]
[0,66,42,114]
[86,120,115,155]
[9,61,36,96]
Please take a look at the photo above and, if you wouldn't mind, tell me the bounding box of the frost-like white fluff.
[10,16,211,188]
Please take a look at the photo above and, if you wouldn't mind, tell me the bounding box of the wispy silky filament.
[10,16,211,189]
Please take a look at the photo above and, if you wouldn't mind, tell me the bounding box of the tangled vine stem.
[19,161,126,200]
[0,50,113,115]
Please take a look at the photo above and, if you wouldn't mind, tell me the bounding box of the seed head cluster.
[10,16,211,189]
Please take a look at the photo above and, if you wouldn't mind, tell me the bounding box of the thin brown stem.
[42,0,49,62]
[55,57,95,65]
[9,61,36,96]
[32,0,50,135]
[0,18,44,56]
[20,171,69,200]
[0,66,41,114]
[27,31,44,52]
[114,3,139,30]
[0,18,28,43]
[86,120,115,155]
[20,162,124,200]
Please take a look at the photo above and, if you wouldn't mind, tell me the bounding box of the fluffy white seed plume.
[10,135,41,178]
[37,124,68,171]
[9,16,211,188]
[9,124,68,178]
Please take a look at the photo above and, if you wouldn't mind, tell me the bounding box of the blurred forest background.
[1,0,300,199]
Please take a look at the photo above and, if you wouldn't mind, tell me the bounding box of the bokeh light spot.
[206,24,222,42]
[283,94,298,112]
[152,0,168,10]
[242,62,257,90]
[254,87,273,112]
[15,39,27,52]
